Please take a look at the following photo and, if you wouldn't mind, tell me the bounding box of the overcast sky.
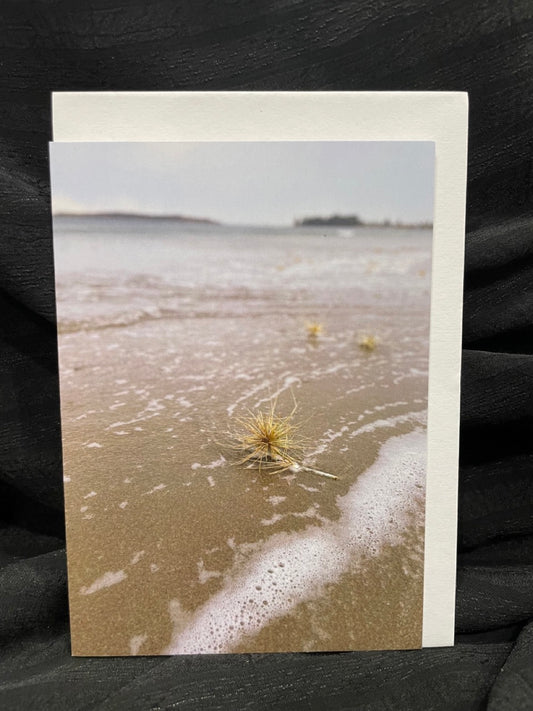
[50,141,434,226]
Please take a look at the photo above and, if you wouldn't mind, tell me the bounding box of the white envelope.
[51,91,468,653]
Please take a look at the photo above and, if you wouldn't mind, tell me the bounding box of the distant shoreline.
[53,212,219,225]
[295,214,432,229]
[53,212,432,230]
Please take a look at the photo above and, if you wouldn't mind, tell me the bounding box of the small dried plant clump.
[306,322,324,338]
[358,334,378,352]
[230,398,337,480]
[232,400,302,474]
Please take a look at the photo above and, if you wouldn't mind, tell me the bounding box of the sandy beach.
[55,216,431,655]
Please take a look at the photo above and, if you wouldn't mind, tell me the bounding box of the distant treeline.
[295,215,363,227]
[294,214,432,229]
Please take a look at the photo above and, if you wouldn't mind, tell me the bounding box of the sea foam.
[80,569,127,596]
[165,429,426,654]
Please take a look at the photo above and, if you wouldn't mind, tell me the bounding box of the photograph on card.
[50,140,434,655]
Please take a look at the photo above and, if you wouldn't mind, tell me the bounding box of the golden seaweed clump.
[233,400,302,474]
[359,334,377,352]
[306,322,324,338]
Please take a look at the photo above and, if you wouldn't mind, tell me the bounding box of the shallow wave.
[57,301,312,334]
[57,304,236,334]
[55,222,432,333]
[165,428,426,654]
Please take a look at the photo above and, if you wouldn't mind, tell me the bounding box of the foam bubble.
[142,483,167,495]
[80,569,127,595]
[297,484,320,493]
[197,559,222,584]
[260,513,284,526]
[268,496,286,506]
[192,456,226,471]
[349,410,426,438]
[129,634,147,655]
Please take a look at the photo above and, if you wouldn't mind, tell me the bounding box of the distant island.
[294,214,432,229]
[53,212,219,225]
[295,215,363,227]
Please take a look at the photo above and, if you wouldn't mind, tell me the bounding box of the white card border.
[52,91,468,648]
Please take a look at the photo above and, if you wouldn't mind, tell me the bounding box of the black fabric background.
[1,1,532,709]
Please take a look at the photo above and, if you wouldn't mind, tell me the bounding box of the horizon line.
[52,210,433,229]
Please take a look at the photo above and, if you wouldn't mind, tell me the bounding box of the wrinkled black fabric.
[0,1,532,709]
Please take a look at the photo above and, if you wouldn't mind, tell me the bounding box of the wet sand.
[54,218,431,655]
[60,302,428,655]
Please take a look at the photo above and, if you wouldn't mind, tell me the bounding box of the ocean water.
[54,215,432,655]
[54,216,431,331]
